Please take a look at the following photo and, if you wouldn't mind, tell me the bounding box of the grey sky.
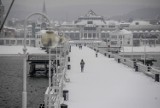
[4,0,160,21]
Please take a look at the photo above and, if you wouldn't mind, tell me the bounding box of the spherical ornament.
[59,35,67,44]
[41,30,59,48]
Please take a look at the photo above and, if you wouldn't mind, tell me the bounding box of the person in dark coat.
[80,59,85,72]
[96,51,98,57]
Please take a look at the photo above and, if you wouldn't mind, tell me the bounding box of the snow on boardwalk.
[66,46,160,108]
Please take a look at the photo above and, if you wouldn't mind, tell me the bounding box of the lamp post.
[23,12,51,108]
[41,30,60,108]
[122,35,124,57]
[131,38,134,60]
[144,38,146,65]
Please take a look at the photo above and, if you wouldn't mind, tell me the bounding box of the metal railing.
[88,44,160,82]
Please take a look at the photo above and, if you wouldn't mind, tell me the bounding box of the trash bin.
[135,65,138,72]
[57,60,60,66]
[147,66,151,72]
[133,61,136,68]
[63,90,69,101]
[118,58,120,63]
[68,57,70,62]
[67,65,71,70]
[39,104,44,108]
[108,55,110,58]
[69,46,71,52]
[155,74,159,82]
[61,104,68,108]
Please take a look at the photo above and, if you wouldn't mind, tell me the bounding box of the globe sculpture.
[41,30,59,48]
[59,35,67,44]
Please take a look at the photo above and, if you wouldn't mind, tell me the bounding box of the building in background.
[0,0,50,47]
[109,29,133,47]
[0,1,160,47]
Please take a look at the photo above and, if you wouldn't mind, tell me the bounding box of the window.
[111,41,117,45]
[70,33,74,39]
[101,33,105,38]
[127,41,130,45]
[87,21,93,24]
[106,33,109,38]
[135,22,139,25]
[84,33,87,38]
[17,40,22,45]
[111,35,117,39]
[75,33,80,40]
[93,33,96,38]
[11,40,15,45]
[133,33,140,38]
[84,27,96,30]
[6,40,9,45]
[65,33,70,37]
[26,40,29,45]
[88,33,92,38]
[97,33,99,38]
[0,40,4,45]
[119,35,122,39]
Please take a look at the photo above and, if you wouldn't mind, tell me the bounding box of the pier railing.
[88,44,160,82]
[43,44,70,108]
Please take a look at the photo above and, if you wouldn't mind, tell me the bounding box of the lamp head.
[41,30,59,48]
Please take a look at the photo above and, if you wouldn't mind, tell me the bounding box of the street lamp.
[131,37,134,60]
[144,38,146,65]
[23,12,51,108]
[122,35,124,57]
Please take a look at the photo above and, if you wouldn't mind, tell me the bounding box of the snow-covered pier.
[65,45,160,108]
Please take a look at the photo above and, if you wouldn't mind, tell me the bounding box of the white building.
[109,29,133,47]
[0,3,160,47]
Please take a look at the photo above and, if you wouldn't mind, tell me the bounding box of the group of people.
[79,45,83,49]
[75,44,83,49]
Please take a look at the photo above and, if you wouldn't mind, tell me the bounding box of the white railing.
[88,44,160,81]
[44,45,70,108]
[151,68,160,74]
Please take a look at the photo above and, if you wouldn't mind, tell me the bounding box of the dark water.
[0,56,48,108]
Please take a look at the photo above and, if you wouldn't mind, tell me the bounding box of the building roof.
[126,25,160,32]
[61,21,75,25]
[84,10,101,18]
[120,29,132,35]
[105,20,119,26]
[75,10,106,25]
[110,29,132,35]
[75,20,106,25]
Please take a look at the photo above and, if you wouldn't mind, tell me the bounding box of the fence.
[88,44,160,82]
[44,45,70,108]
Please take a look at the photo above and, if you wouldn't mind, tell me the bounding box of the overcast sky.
[3,0,160,21]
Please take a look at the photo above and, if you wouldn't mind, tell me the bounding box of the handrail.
[89,45,160,81]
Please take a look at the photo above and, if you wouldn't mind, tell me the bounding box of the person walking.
[80,59,85,72]
[96,51,98,57]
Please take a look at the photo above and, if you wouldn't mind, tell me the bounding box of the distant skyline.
[3,0,160,21]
